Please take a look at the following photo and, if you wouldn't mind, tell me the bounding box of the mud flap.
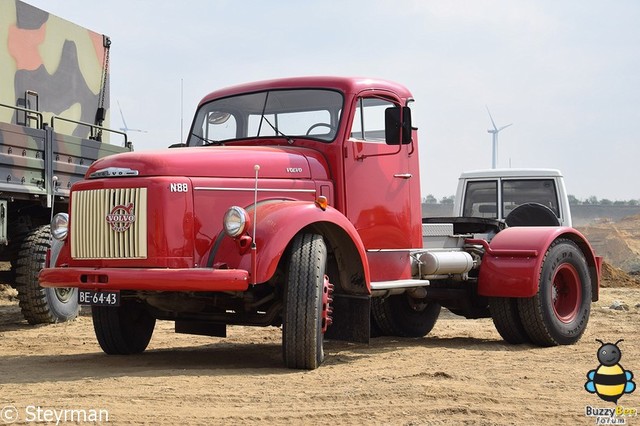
[175,320,227,337]
[325,293,370,343]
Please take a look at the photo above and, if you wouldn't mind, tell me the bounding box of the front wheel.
[518,238,591,346]
[92,299,156,355]
[14,225,79,324]
[282,234,330,370]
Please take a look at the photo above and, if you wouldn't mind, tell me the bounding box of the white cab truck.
[453,168,572,227]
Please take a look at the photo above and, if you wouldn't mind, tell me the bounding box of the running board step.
[370,279,430,291]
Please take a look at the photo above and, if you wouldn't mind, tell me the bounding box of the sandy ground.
[1,283,639,426]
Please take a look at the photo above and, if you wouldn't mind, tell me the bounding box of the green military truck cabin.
[0,0,131,323]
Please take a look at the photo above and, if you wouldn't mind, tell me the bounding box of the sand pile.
[600,260,640,288]
[578,214,640,273]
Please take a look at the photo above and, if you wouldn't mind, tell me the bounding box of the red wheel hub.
[551,263,581,323]
[321,275,334,333]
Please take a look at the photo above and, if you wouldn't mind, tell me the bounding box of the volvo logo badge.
[90,167,139,178]
[106,203,136,232]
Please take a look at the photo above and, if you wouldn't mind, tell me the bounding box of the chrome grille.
[71,188,148,259]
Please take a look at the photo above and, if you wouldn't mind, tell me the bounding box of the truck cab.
[454,168,572,227]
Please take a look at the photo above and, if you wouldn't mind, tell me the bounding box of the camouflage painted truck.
[0,0,131,323]
[40,77,601,369]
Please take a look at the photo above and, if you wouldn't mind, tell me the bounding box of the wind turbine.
[117,100,147,135]
[486,106,512,169]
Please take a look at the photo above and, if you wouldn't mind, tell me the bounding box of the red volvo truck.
[39,77,601,369]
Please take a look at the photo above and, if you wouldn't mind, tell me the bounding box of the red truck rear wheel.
[517,238,591,346]
[489,297,530,344]
[282,233,328,370]
[371,294,440,338]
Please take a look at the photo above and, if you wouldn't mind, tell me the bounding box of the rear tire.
[92,300,156,355]
[489,297,530,344]
[15,225,79,324]
[282,234,327,370]
[371,294,440,338]
[518,238,591,346]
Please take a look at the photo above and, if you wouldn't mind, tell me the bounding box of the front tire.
[14,225,79,324]
[518,238,591,346]
[92,300,156,355]
[282,234,328,370]
[371,294,440,338]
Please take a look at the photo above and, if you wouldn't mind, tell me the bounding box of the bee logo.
[585,339,636,404]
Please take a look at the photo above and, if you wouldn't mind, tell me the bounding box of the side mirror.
[169,143,187,148]
[385,106,412,145]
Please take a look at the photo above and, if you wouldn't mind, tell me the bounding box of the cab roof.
[459,168,563,180]
[198,76,413,106]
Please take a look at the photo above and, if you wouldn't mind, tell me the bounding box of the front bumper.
[39,267,250,292]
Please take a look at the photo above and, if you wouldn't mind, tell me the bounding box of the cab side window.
[350,97,395,143]
[463,180,498,218]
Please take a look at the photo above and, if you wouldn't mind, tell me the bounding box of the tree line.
[567,195,639,206]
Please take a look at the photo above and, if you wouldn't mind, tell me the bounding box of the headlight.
[223,206,249,238]
[51,213,69,240]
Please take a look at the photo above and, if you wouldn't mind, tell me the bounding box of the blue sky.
[27,0,640,200]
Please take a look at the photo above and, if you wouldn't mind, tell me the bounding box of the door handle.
[393,173,412,179]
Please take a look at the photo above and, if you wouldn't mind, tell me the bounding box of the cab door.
[343,94,420,281]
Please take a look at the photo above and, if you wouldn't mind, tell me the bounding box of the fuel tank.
[419,251,474,276]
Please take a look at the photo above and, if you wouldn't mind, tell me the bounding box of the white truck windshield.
[463,179,560,219]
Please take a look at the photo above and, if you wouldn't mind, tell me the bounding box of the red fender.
[474,226,601,299]
[216,201,371,291]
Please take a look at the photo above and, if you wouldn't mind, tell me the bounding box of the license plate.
[78,290,120,306]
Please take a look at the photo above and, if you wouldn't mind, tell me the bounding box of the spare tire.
[505,203,560,227]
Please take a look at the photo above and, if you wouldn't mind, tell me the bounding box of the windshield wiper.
[261,116,294,145]
[256,92,294,145]
[190,132,224,146]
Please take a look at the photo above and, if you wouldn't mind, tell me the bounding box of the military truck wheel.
[371,294,440,338]
[518,238,591,346]
[92,300,156,355]
[282,233,329,370]
[14,225,79,324]
[489,297,530,344]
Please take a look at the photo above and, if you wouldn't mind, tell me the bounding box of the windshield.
[187,89,344,146]
[463,178,560,220]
